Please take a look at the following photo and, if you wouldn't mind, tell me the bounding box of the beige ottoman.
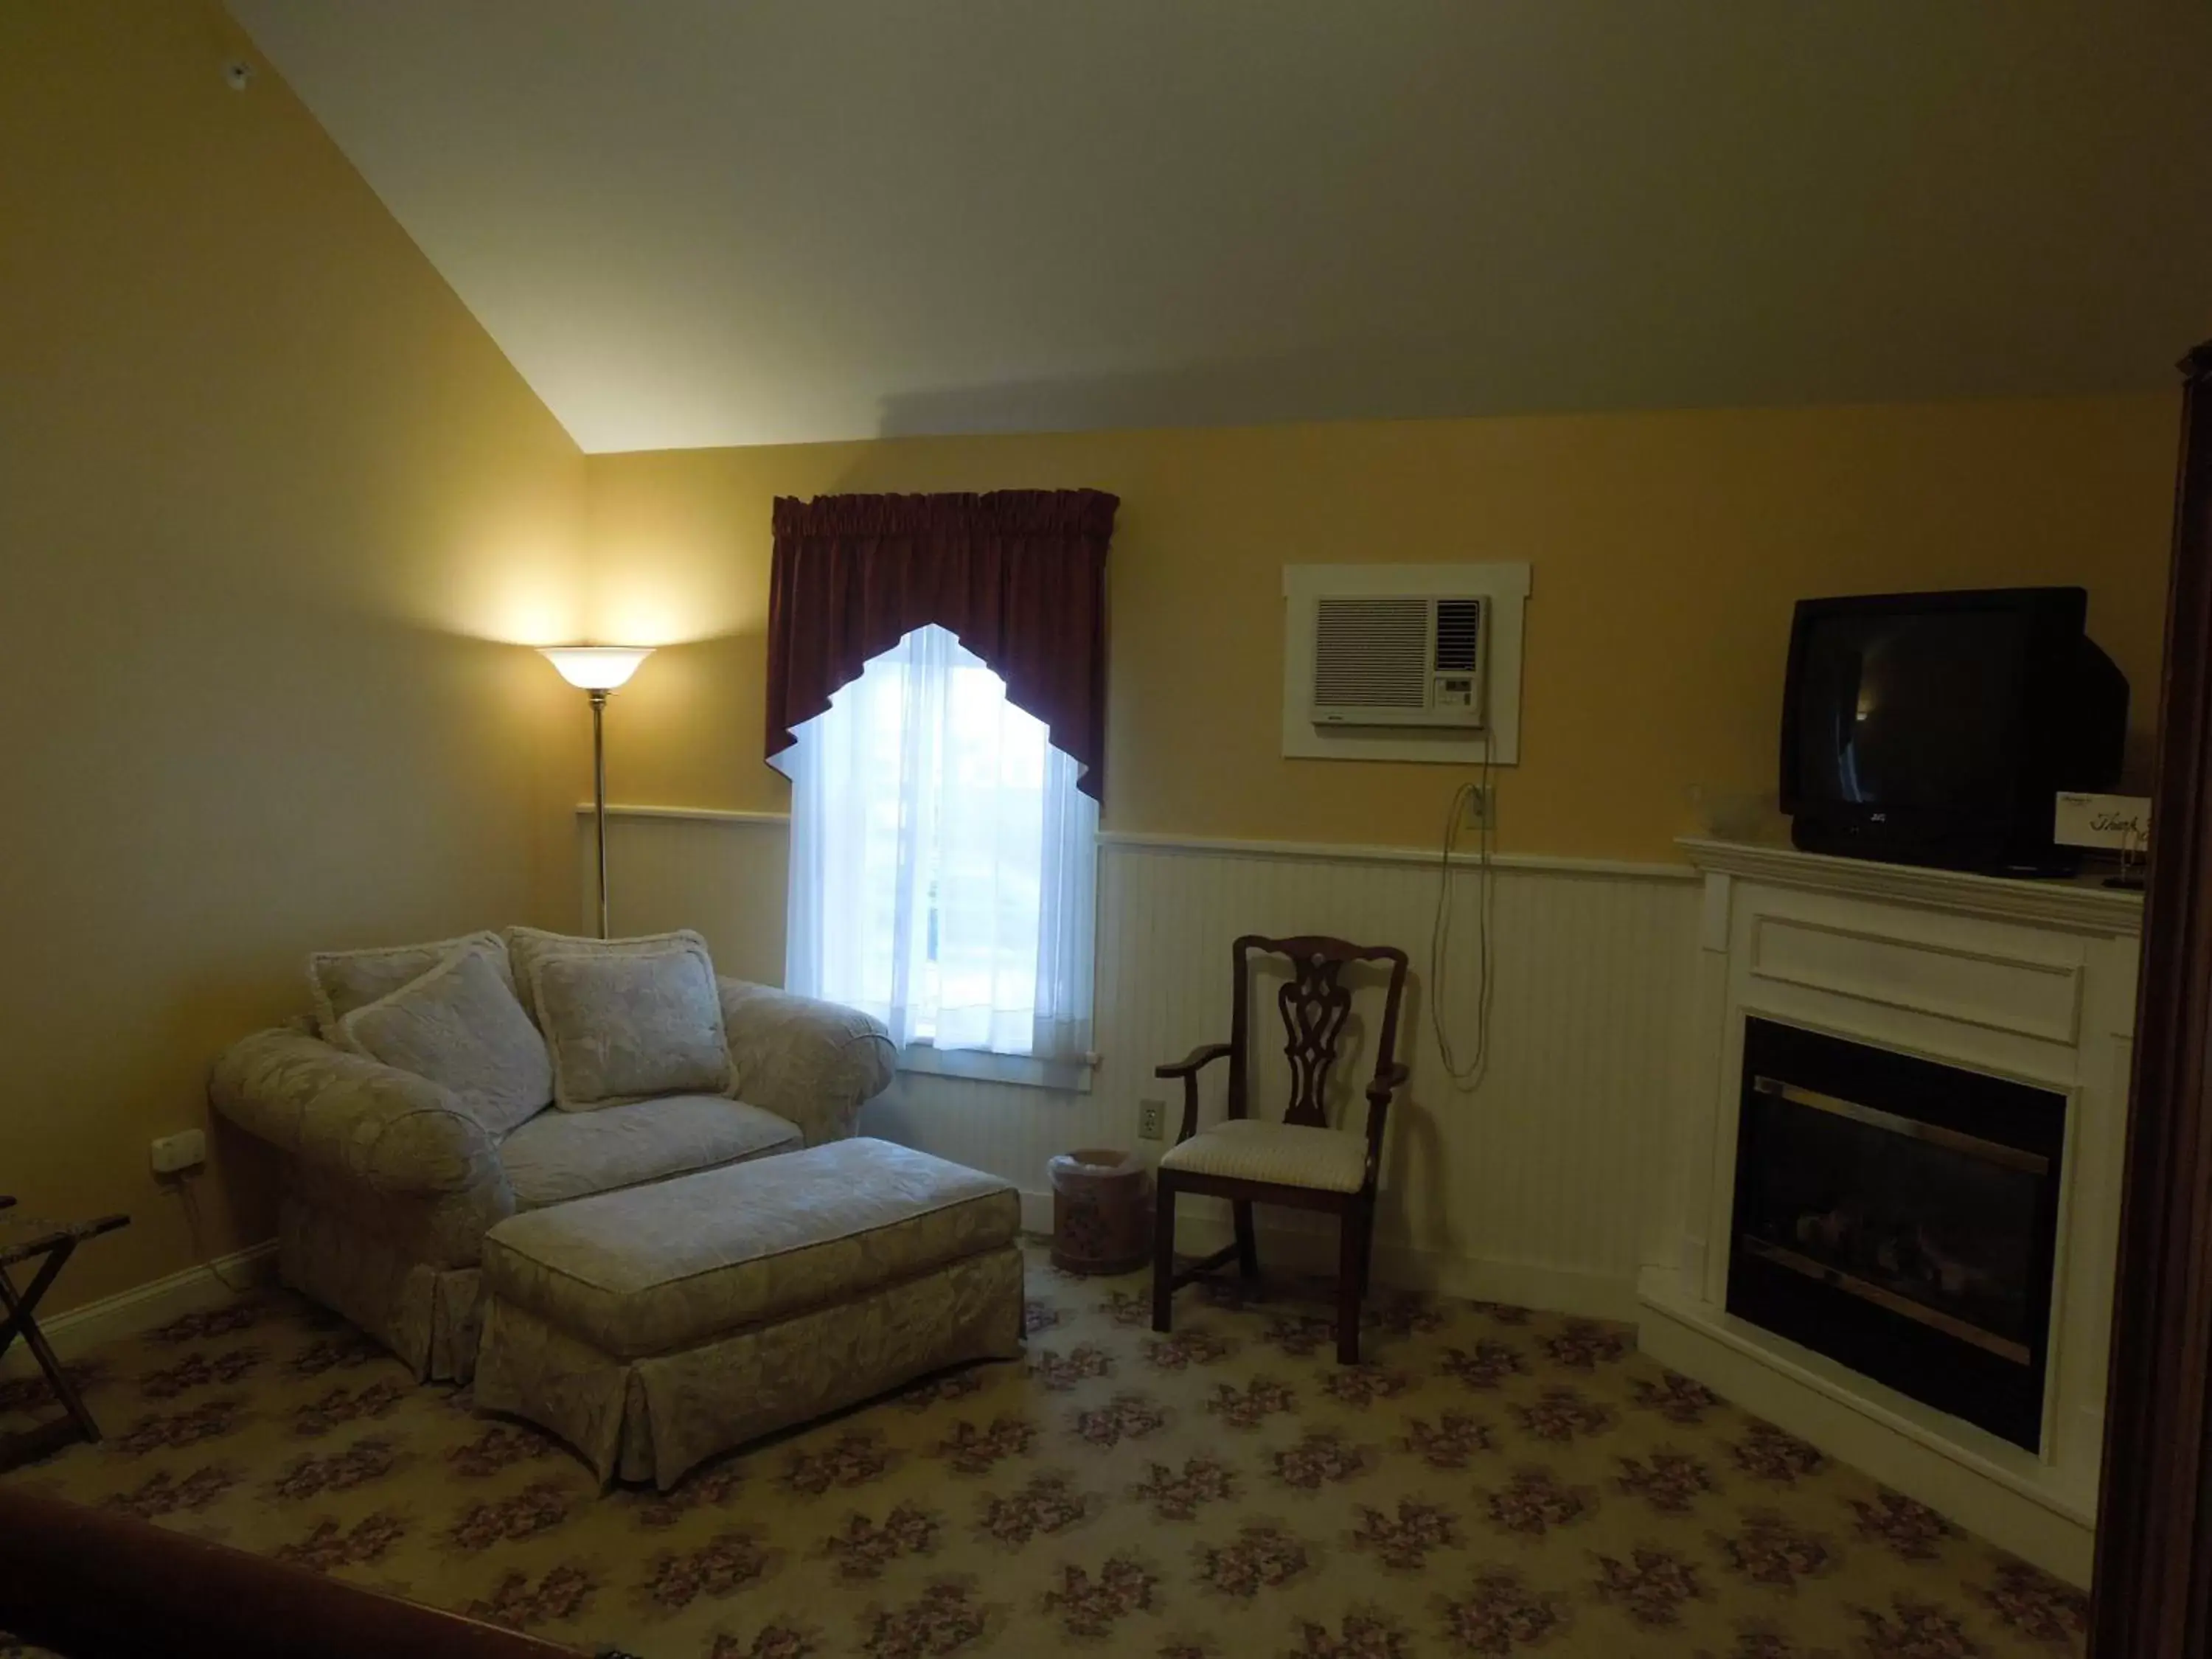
[472,1136,1025,1487]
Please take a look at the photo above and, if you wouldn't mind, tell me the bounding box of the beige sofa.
[211,966,894,1383]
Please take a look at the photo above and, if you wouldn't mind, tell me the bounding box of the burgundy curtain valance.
[765,489,1119,799]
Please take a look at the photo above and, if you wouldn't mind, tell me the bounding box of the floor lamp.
[540,646,654,939]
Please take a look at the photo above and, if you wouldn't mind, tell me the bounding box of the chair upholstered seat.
[1156,1118,1368,1194]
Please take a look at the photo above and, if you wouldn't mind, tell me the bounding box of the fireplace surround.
[1641,837,2143,1584]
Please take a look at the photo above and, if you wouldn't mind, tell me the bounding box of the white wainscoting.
[579,807,1701,1318]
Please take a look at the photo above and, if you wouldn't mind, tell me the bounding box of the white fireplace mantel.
[1640,836,2143,1585]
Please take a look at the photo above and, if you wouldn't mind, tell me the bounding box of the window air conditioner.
[1310,595,1487,729]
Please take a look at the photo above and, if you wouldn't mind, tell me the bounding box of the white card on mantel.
[2054,793,2151,852]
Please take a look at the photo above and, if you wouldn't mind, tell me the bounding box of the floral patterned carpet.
[0,1241,2084,1658]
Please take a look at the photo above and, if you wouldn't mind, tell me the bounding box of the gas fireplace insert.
[1727,1018,2065,1451]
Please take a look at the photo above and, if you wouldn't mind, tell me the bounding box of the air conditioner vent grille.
[1314,597,1428,709]
[1434,599,1483,672]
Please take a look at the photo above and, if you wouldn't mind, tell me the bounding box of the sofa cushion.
[332,942,552,1136]
[506,926,710,1027]
[481,1137,1020,1357]
[532,939,733,1110]
[498,1094,799,1211]
[308,929,514,1037]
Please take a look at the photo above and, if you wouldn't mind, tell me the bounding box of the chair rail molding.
[577,804,1700,882]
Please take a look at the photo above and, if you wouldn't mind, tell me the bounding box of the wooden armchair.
[1150,934,1411,1363]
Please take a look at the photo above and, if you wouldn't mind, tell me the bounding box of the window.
[780,624,1097,1088]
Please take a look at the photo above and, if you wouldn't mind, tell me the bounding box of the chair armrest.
[1156,1042,1234,1145]
[1155,1043,1232,1080]
[209,1027,509,1201]
[1360,1060,1413,1168]
[718,978,897,1147]
[1364,1062,1411,1102]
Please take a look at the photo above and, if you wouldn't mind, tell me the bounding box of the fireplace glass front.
[1727,1018,2065,1450]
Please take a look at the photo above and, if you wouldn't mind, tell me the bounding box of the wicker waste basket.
[1048,1148,1152,1275]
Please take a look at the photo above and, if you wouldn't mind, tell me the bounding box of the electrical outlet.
[1138,1099,1166,1141]
[150,1129,206,1176]
[1460,786,1492,831]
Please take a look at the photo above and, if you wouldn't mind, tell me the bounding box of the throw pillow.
[505,925,710,1027]
[531,937,732,1110]
[307,929,515,1038]
[333,941,552,1135]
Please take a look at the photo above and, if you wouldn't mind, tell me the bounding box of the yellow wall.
[586,396,2177,856]
[1,0,588,1307]
[2,0,2183,1320]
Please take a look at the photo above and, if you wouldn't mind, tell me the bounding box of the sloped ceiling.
[230,1,2212,453]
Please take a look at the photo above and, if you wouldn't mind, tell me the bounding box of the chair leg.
[1232,1200,1259,1281]
[1335,1202,1363,1366]
[1151,1176,1178,1334]
[1357,1194,1376,1298]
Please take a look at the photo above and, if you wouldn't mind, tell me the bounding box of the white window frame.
[894,1038,1096,1093]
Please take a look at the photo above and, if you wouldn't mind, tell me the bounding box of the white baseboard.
[0,1242,280,1379]
[1018,1187,1632,1323]
[1378,1245,1638,1324]
[1178,1211,1636,1323]
[1018,1189,1054,1236]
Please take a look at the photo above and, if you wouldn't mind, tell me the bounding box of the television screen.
[1781,586,2126,872]
[1792,608,2031,812]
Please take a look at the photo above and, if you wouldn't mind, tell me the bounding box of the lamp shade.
[539,645,653,690]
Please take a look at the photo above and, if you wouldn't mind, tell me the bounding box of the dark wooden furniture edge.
[0,1486,609,1658]
[2090,341,2212,1655]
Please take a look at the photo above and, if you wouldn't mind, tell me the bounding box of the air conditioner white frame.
[1281,562,1530,765]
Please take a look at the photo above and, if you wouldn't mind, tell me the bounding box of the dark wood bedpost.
[2091,340,2212,1655]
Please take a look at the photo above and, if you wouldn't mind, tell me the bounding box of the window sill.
[895,1042,1094,1094]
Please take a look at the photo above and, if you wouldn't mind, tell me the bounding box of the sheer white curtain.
[778,624,1097,1071]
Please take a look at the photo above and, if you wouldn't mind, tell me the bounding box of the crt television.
[1779,587,2127,874]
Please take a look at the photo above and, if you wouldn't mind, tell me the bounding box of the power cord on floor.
[1430,757,1497,1093]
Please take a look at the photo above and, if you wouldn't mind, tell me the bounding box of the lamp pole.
[537,646,652,941]
[591,687,611,939]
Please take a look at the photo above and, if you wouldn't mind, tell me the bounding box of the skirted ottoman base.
[472,1137,1025,1488]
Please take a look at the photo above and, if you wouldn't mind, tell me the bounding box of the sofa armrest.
[210,1027,512,1203]
[718,979,896,1147]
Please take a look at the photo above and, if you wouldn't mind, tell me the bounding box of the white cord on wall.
[1430,757,1497,1091]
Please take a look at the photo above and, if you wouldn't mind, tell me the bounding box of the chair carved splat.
[1276,955,1355,1130]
